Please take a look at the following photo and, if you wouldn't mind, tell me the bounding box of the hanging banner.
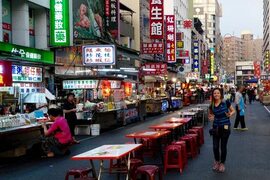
[165,15,176,63]
[105,0,120,40]
[50,0,70,46]
[149,0,163,39]
[141,42,163,54]
[253,61,261,78]
[193,41,199,72]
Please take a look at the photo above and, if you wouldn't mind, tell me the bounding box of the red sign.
[253,61,261,78]
[183,19,193,29]
[141,42,164,54]
[165,15,176,63]
[2,23,12,31]
[149,0,164,39]
[0,61,12,87]
[179,50,189,58]
[140,63,167,76]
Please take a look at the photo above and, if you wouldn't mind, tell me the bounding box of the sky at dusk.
[219,0,263,38]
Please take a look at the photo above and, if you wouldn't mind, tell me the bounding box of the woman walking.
[208,88,235,172]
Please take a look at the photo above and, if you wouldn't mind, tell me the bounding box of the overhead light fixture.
[120,67,136,70]
[96,69,121,72]
[142,68,156,71]
[124,70,138,73]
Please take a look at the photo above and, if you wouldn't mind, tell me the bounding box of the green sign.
[50,0,70,46]
[0,41,54,64]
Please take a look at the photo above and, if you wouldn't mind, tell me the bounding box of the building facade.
[263,0,270,72]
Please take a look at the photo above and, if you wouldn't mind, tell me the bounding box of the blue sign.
[193,41,199,72]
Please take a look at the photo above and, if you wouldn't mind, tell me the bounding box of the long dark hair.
[210,88,223,110]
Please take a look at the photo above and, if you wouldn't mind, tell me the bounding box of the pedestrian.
[234,85,248,130]
[63,93,80,144]
[208,88,235,173]
[41,108,73,157]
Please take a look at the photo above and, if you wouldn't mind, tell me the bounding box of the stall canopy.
[245,78,258,83]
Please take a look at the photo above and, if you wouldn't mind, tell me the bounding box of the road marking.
[264,106,270,114]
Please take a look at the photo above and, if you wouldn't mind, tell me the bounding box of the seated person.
[41,108,73,157]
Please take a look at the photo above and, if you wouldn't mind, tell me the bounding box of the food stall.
[259,79,270,105]
[60,76,142,132]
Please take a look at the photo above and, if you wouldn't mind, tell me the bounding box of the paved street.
[0,101,270,180]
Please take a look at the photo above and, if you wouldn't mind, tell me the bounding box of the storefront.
[0,41,54,157]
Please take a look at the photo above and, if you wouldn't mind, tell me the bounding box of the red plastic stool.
[186,134,199,155]
[180,136,197,159]
[164,145,184,174]
[65,167,93,180]
[188,129,202,148]
[192,126,204,144]
[172,141,188,167]
[136,165,162,180]
[188,129,202,146]
[109,158,143,175]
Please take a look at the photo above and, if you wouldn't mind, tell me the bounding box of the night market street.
[1,101,270,180]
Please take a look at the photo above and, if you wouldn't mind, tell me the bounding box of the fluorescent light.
[120,68,136,70]
[117,74,127,78]
[96,69,120,72]
[143,68,156,71]
[75,70,92,73]
[124,70,138,73]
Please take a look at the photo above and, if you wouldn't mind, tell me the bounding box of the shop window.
[29,8,35,48]
[2,0,12,43]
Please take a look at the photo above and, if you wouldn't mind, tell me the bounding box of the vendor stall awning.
[245,78,258,83]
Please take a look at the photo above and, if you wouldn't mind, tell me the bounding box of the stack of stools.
[65,167,94,180]
[192,126,204,145]
[180,135,197,159]
[171,141,188,168]
[135,165,162,180]
[164,145,184,174]
[186,133,200,155]
[109,158,143,176]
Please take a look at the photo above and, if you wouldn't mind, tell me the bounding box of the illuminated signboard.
[50,0,70,46]
[0,61,12,87]
[210,48,215,75]
[63,80,98,89]
[12,65,42,82]
[82,45,115,66]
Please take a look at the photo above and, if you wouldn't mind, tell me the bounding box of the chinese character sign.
[105,0,119,40]
[193,41,199,72]
[141,42,164,54]
[165,15,176,63]
[183,19,192,29]
[210,48,215,75]
[140,63,167,76]
[253,61,261,78]
[50,0,70,46]
[12,65,43,82]
[63,80,98,89]
[83,45,115,66]
[150,0,164,39]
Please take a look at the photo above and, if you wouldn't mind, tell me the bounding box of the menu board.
[110,80,121,89]
[63,80,98,89]
[12,65,42,82]
[13,83,45,94]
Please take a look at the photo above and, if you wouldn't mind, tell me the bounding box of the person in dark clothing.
[63,93,79,144]
[208,88,235,173]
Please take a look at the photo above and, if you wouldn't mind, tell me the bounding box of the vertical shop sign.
[50,0,70,46]
[253,61,261,78]
[265,50,270,72]
[193,41,199,72]
[149,0,163,39]
[210,48,215,76]
[2,0,12,43]
[165,15,176,63]
[105,0,119,40]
